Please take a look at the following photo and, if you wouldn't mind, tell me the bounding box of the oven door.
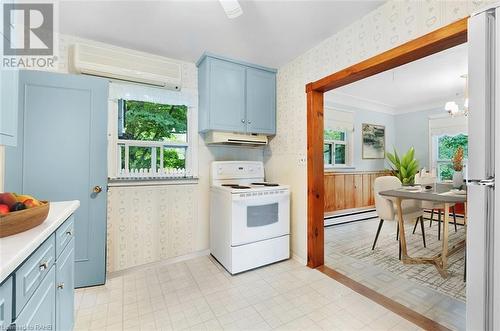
[231,190,290,246]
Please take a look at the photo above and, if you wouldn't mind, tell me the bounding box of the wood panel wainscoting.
[324,170,390,213]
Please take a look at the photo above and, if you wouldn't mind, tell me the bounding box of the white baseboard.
[292,253,307,265]
[107,249,210,279]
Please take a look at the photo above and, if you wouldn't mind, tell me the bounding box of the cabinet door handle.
[66,229,73,236]
[241,119,246,123]
[39,261,48,271]
[57,283,64,290]
[247,120,252,124]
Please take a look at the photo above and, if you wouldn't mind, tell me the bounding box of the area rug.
[340,222,466,302]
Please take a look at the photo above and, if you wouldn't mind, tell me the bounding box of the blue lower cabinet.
[2,216,76,331]
[15,266,56,331]
[56,238,75,331]
[15,234,56,315]
[0,277,13,329]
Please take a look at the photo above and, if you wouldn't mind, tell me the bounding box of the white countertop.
[0,200,80,283]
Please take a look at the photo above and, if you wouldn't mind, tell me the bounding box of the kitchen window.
[324,129,347,166]
[114,99,191,179]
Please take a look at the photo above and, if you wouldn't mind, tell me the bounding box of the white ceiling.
[325,43,468,114]
[59,0,383,68]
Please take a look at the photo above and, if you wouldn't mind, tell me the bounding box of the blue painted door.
[0,70,19,146]
[5,70,108,287]
[209,58,246,132]
[246,68,276,134]
[56,238,75,331]
[15,267,56,331]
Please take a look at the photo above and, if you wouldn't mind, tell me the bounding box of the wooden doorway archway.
[306,18,468,268]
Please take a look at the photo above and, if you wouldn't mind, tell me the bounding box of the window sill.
[324,166,355,172]
[108,177,199,187]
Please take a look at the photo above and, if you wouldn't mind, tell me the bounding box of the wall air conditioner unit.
[70,43,182,91]
[205,132,268,146]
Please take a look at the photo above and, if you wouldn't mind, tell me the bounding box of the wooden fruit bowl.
[0,201,50,238]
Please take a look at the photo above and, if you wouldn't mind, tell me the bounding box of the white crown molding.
[325,91,397,114]
[326,90,465,117]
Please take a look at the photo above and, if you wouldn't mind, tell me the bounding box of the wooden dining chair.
[372,177,426,258]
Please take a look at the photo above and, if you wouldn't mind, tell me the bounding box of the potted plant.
[452,146,464,188]
[386,147,420,185]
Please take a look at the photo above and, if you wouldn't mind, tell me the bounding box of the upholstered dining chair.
[372,176,426,259]
[413,172,458,240]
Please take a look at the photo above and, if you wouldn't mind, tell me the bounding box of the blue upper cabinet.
[200,57,246,132]
[0,70,19,146]
[197,53,277,135]
[246,68,276,135]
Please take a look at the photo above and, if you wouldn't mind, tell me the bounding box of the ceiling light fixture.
[219,0,243,19]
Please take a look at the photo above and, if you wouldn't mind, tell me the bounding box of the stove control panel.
[212,161,264,181]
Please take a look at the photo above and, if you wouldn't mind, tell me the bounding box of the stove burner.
[220,184,251,189]
[251,182,280,187]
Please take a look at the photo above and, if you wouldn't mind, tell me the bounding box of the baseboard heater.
[324,208,377,227]
[324,208,465,228]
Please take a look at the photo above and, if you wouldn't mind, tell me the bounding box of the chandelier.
[445,74,468,117]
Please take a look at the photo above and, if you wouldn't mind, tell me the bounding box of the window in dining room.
[324,129,347,166]
[435,133,468,181]
[324,108,353,168]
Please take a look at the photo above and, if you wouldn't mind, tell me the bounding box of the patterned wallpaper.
[106,185,197,272]
[265,0,493,263]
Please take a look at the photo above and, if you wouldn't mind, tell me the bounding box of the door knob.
[93,186,103,194]
[57,283,64,290]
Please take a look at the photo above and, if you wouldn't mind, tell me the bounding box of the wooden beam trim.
[307,89,324,268]
[317,265,452,331]
[307,18,468,93]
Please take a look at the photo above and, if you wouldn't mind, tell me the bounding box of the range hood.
[205,132,268,145]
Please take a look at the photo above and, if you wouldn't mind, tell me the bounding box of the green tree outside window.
[437,134,468,180]
[118,100,188,172]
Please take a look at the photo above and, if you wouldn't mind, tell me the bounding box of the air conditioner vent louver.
[70,43,182,90]
[205,132,268,145]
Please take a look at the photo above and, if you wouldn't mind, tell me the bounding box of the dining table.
[380,183,467,278]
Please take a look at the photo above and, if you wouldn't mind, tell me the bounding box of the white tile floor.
[74,256,422,331]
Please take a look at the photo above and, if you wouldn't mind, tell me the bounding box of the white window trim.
[324,107,354,169]
[107,83,198,180]
[431,133,468,181]
[428,114,467,181]
[324,130,351,168]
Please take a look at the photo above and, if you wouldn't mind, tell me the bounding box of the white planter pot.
[452,171,464,189]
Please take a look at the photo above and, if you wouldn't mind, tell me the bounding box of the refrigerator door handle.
[467,177,495,187]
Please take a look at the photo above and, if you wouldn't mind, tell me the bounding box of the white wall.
[265,0,490,264]
[394,108,444,169]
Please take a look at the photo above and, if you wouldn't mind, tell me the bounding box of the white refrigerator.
[467,3,499,330]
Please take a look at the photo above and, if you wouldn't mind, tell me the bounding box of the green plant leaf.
[394,148,401,167]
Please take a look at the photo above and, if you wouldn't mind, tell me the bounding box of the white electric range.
[210,161,290,274]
